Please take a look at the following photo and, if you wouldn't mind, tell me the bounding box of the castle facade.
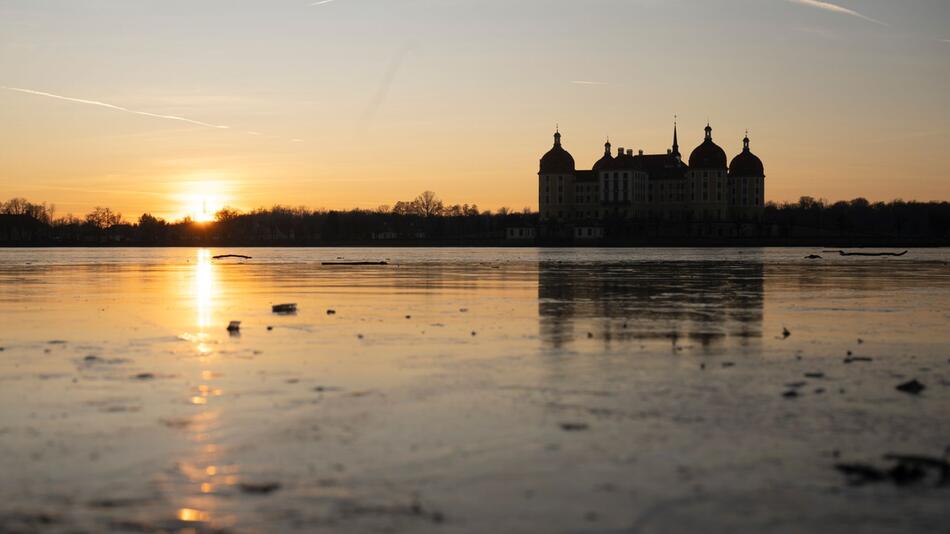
[538,124,765,224]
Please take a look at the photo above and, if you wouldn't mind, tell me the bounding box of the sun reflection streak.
[173,249,237,528]
[195,249,214,330]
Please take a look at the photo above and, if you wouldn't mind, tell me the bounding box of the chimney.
[626,149,633,156]
[617,147,624,157]
[639,150,644,156]
[667,149,671,155]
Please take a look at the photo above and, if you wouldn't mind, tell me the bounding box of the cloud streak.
[1,86,231,129]
[571,80,608,86]
[311,0,338,5]
[787,0,887,26]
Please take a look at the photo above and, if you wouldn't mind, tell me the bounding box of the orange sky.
[1,0,949,221]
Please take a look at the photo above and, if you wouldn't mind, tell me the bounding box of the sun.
[184,194,220,223]
[193,200,216,223]
[176,178,231,223]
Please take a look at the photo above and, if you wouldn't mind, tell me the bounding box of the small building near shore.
[506,227,537,240]
[573,226,604,240]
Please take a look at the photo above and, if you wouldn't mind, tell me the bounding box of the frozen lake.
[1,247,949,533]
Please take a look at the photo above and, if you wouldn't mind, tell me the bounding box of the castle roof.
[539,130,575,174]
[729,135,764,177]
[592,141,614,172]
[633,153,688,180]
[688,124,727,170]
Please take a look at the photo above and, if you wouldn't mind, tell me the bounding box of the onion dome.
[688,124,727,170]
[592,140,614,171]
[729,134,764,177]
[539,130,575,173]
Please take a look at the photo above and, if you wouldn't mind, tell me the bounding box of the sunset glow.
[1,1,948,219]
[175,180,230,223]
[2,2,950,532]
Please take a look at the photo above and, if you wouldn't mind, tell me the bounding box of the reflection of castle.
[538,124,765,224]
[538,259,764,350]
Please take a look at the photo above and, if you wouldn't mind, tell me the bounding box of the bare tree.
[25,202,55,224]
[414,191,444,217]
[215,207,242,222]
[392,201,414,215]
[85,207,123,229]
[2,197,30,215]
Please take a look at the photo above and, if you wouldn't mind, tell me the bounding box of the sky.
[1,0,948,220]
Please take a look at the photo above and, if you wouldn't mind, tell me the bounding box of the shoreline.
[0,240,945,248]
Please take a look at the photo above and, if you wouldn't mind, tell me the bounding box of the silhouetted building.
[538,124,765,224]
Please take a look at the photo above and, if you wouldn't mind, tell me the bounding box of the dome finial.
[553,125,561,147]
[704,122,712,140]
[743,130,750,152]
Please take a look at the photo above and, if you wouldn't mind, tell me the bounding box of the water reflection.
[195,249,214,331]
[176,249,225,528]
[538,260,764,351]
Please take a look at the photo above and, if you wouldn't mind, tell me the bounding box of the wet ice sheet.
[1,248,949,533]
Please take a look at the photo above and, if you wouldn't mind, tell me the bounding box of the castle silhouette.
[538,124,765,228]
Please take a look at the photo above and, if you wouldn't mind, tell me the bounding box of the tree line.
[2,193,950,245]
[0,191,535,245]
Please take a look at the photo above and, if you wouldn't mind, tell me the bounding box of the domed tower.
[538,129,576,221]
[686,124,729,221]
[728,133,765,220]
[592,140,613,172]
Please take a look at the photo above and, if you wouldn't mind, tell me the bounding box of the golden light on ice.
[195,249,214,330]
[177,508,208,522]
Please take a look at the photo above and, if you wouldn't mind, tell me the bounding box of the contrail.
[311,0,337,5]
[571,80,608,86]
[1,86,231,129]
[787,0,887,26]
[358,42,413,133]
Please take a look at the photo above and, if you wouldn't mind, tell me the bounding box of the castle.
[538,124,765,225]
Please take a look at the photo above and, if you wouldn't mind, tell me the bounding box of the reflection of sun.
[196,249,214,329]
[171,249,227,529]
